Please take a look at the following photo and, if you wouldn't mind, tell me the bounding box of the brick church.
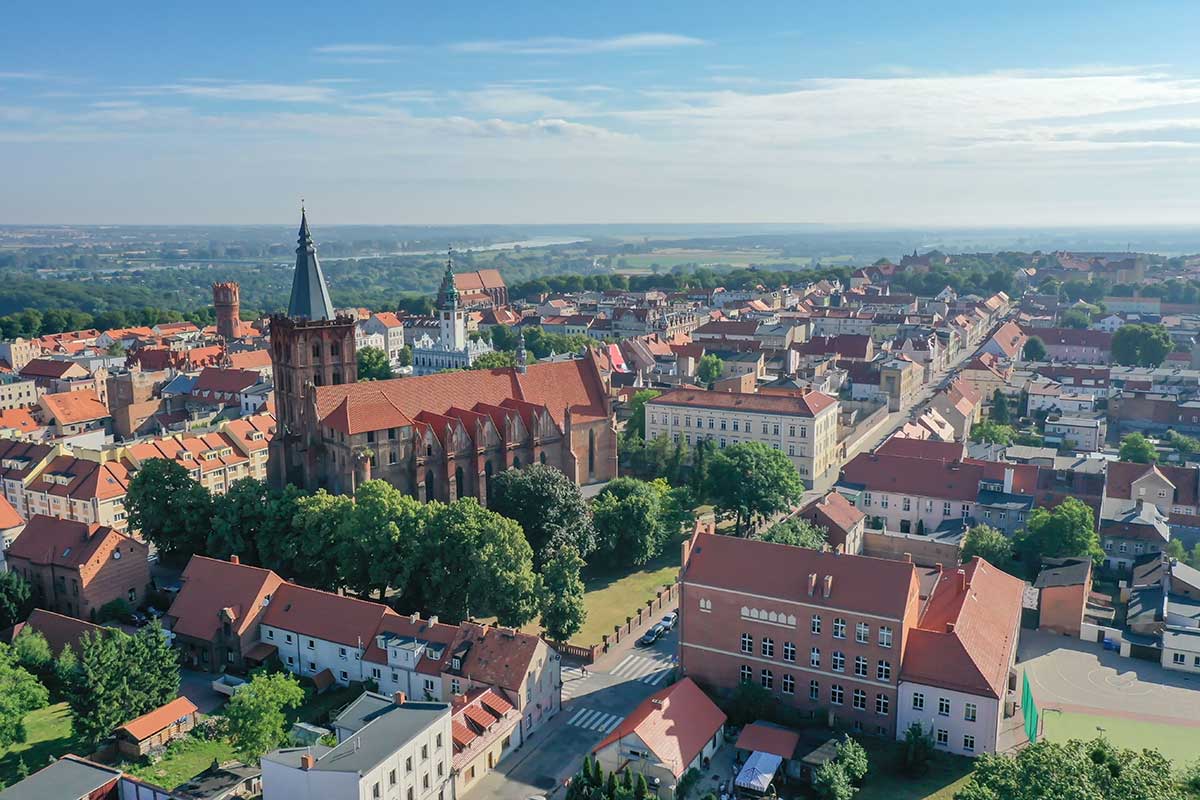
[268,209,618,500]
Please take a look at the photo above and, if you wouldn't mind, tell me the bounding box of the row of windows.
[743,621,893,650]
[741,665,892,714]
[1171,652,1200,668]
[1104,540,1154,555]
[911,693,977,721]
[742,632,893,677]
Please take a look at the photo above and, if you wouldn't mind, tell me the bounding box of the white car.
[660,612,678,630]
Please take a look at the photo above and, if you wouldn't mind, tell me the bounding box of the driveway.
[1018,629,1200,725]
[178,668,227,715]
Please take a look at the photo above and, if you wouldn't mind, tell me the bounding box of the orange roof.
[40,390,109,425]
[650,387,836,418]
[735,723,800,759]
[0,408,39,434]
[118,696,198,741]
[799,491,864,537]
[263,582,392,648]
[167,556,283,643]
[900,558,1024,698]
[592,678,726,778]
[0,495,21,529]
[454,269,506,291]
[228,349,272,370]
[9,609,105,655]
[6,515,143,570]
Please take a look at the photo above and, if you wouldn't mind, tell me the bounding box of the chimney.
[428,615,438,626]
[393,691,407,706]
[946,622,956,633]
[823,574,833,599]
[300,754,315,771]
[229,555,240,565]
[1003,467,1014,495]
[808,573,818,596]
[903,552,912,563]
[957,568,967,592]
[681,537,692,569]
[410,612,419,624]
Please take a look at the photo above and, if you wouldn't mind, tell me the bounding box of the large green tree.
[489,463,596,564]
[336,480,426,600]
[989,389,1010,425]
[1016,498,1104,575]
[0,572,33,630]
[955,737,1178,800]
[287,490,353,591]
[1057,309,1091,329]
[696,354,723,387]
[0,643,49,747]
[971,420,1015,446]
[125,458,214,565]
[539,546,587,643]
[592,478,673,568]
[961,525,1014,572]
[759,518,828,550]
[1022,336,1047,361]
[223,671,306,762]
[71,624,179,746]
[1111,323,1173,367]
[208,477,272,564]
[624,389,661,441]
[248,484,306,575]
[356,346,393,381]
[1118,432,1158,464]
[470,350,517,370]
[417,499,540,626]
[705,442,804,535]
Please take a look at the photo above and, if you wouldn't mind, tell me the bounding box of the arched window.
[484,461,494,502]
[425,470,435,500]
[588,429,596,475]
[455,466,465,499]
[426,444,433,457]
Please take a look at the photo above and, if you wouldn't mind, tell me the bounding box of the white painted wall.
[896,683,1001,756]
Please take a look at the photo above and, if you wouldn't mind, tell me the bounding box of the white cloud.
[127,81,338,103]
[454,86,594,117]
[449,33,705,55]
[313,44,410,54]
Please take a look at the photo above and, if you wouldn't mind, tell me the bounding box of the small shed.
[116,696,199,758]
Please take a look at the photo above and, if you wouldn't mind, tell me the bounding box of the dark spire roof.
[437,248,460,310]
[287,207,336,321]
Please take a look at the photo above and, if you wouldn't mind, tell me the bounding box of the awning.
[735,752,782,793]
[245,642,278,662]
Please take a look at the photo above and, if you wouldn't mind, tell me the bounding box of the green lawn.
[124,736,236,789]
[572,535,683,646]
[1042,710,1200,766]
[856,739,976,800]
[0,703,89,785]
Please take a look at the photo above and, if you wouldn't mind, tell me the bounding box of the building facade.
[412,259,493,375]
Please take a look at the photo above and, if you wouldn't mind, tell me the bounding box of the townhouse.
[927,378,983,442]
[16,451,129,531]
[646,387,841,489]
[37,390,112,439]
[122,430,253,495]
[1043,414,1106,452]
[978,321,1025,362]
[1023,327,1113,365]
[0,374,37,411]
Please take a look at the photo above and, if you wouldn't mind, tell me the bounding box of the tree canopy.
[989,389,1010,425]
[759,518,829,550]
[961,525,1014,572]
[1016,498,1103,575]
[592,477,677,568]
[1111,323,1173,367]
[705,442,804,535]
[0,643,49,747]
[1118,432,1158,463]
[223,671,306,762]
[489,464,597,564]
[971,420,1015,446]
[0,572,33,630]
[539,546,587,643]
[696,354,723,387]
[470,350,517,370]
[624,389,661,441]
[356,346,393,381]
[1022,336,1046,361]
[125,458,214,565]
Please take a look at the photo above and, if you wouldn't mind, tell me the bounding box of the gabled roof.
[0,495,20,530]
[1105,461,1198,507]
[4,609,106,656]
[228,349,273,371]
[0,408,39,435]
[650,388,836,418]
[900,558,1023,698]
[1023,327,1112,349]
[797,491,864,539]
[192,367,261,395]
[6,515,136,570]
[453,622,544,694]
[19,358,84,380]
[167,556,283,642]
[118,696,198,741]
[264,582,392,648]
[39,390,109,425]
[592,678,726,778]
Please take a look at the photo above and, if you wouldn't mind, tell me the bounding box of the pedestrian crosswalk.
[566,707,624,733]
[608,653,674,686]
[561,666,591,700]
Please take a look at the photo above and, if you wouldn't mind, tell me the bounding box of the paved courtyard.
[1018,629,1200,726]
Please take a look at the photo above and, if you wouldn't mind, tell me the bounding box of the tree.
[470,350,517,370]
[624,389,661,442]
[1111,323,1173,367]
[0,644,49,747]
[813,761,856,800]
[961,525,1014,572]
[592,478,673,567]
[490,464,597,564]
[1058,309,1091,329]
[397,345,413,367]
[417,499,540,626]
[1167,538,1187,562]
[287,490,353,591]
[208,477,277,565]
[125,459,214,565]
[11,629,51,682]
[249,484,306,576]
[357,346,393,381]
[759,518,828,550]
[336,480,426,600]
[0,572,33,630]
[540,546,587,642]
[955,737,1177,800]
[131,622,180,713]
[223,671,306,762]
[696,354,723,387]
[970,420,1015,446]
[705,442,804,535]
[97,598,133,624]
[1016,498,1103,575]
[835,735,869,785]
[726,680,774,726]
[1118,432,1158,464]
[990,389,1010,425]
[1022,336,1046,361]
[899,723,935,777]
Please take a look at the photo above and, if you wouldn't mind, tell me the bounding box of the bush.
[675,768,701,800]
[97,598,133,624]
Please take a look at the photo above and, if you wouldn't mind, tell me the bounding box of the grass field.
[856,739,975,800]
[1042,710,1200,765]
[0,703,88,785]
[125,736,236,789]
[572,538,682,646]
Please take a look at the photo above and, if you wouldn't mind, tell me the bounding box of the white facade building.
[412,261,493,375]
[895,683,1001,758]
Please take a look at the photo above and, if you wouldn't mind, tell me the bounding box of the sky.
[5,1,1200,226]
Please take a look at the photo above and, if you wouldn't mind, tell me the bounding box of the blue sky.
[5,1,1200,225]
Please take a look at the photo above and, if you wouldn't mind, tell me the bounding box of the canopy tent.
[735,751,782,794]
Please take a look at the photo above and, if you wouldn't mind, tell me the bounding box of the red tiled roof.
[735,723,800,759]
[1105,461,1197,507]
[480,689,514,716]
[0,495,21,529]
[263,582,391,648]
[988,322,1026,359]
[454,623,544,694]
[683,530,918,620]
[650,388,836,418]
[21,455,128,501]
[118,696,197,741]
[7,609,105,656]
[463,704,498,730]
[592,678,726,778]
[193,367,260,395]
[798,491,864,538]
[228,349,272,371]
[1023,327,1112,350]
[694,320,759,337]
[793,335,872,359]
[363,612,461,674]
[6,515,137,570]
[0,440,55,481]
[40,390,109,425]
[0,408,39,434]
[454,269,506,291]
[452,720,478,748]
[167,556,283,642]
[841,452,1036,502]
[19,358,82,380]
[877,438,966,462]
[900,558,1023,698]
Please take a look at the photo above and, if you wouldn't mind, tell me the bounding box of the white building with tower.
[412,254,493,375]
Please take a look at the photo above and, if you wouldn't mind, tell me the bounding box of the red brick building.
[5,514,149,620]
[679,527,921,737]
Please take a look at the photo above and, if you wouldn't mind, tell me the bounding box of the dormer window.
[452,657,461,671]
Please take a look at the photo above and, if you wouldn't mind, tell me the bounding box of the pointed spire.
[517,328,527,374]
[437,247,460,310]
[287,205,335,321]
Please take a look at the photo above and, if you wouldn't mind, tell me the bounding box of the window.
[390,770,397,786]
[832,651,845,672]
[721,419,727,430]
[877,661,892,681]
[942,501,951,517]
[783,642,796,662]
[421,744,428,760]
[963,735,975,752]
[373,782,381,799]
[810,647,821,668]
[740,665,752,683]
[879,626,893,648]
[451,679,461,694]
[876,694,889,715]
[863,492,872,507]
[436,733,443,749]
[856,622,869,643]
[761,638,774,658]
[833,618,846,639]
[965,703,977,722]
[789,425,796,437]
[699,598,712,612]
[1174,653,1187,665]
[936,729,948,746]
[852,689,867,710]
[903,497,911,511]
[912,692,925,711]
[761,669,773,690]
[773,424,780,435]
[938,697,950,716]
[880,495,889,509]
[266,629,274,640]
[340,670,348,681]
[788,445,795,456]
[811,615,822,635]
[741,633,753,654]
[809,680,820,701]
[423,775,429,790]
[854,656,868,677]
[782,674,795,694]
[762,422,768,434]
[830,685,844,705]
[733,420,739,432]
[406,757,412,773]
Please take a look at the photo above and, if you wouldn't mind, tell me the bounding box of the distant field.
[1042,710,1200,765]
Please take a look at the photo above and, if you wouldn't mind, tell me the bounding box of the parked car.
[660,612,678,630]
[637,624,665,647]
[129,611,150,628]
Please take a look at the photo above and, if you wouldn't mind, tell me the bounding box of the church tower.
[437,251,466,350]
[212,281,240,341]
[268,208,358,489]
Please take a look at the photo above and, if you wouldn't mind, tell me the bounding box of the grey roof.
[160,373,197,396]
[1003,445,1058,463]
[173,762,262,800]
[1163,627,1200,654]
[1099,498,1171,540]
[1035,557,1092,588]
[262,744,334,769]
[976,490,1035,511]
[0,756,122,800]
[1173,560,1200,591]
[1127,585,1166,627]
[287,210,336,321]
